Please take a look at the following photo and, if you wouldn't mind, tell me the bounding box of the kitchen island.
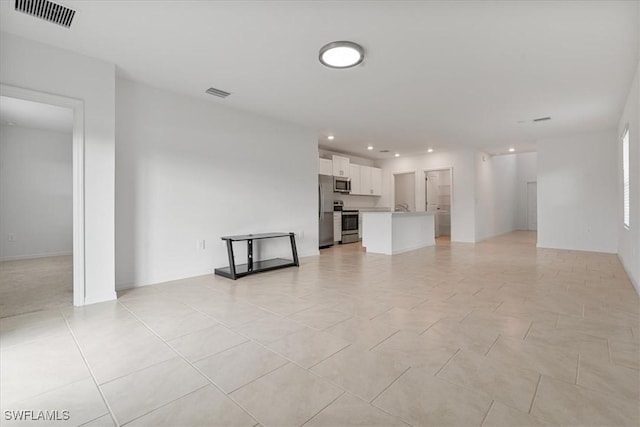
[361,211,435,255]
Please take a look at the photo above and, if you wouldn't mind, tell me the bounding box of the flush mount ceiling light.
[427,148,434,153]
[508,148,515,152]
[319,41,365,69]
[367,145,373,150]
[327,135,335,140]
[394,153,400,157]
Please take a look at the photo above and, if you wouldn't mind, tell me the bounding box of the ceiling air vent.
[379,150,390,153]
[533,116,551,122]
[205,87,231,98]
[15,0,76,28]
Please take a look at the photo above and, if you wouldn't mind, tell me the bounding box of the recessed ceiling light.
[508,148,515,152]
[394,153,400,157]
[367,145,373,150]
[327,135,334,140]
[427,148,433,153]
[319,41,365,69]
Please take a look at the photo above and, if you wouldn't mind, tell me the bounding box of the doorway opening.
[425,169,452,244]
[394,172,415,212]
[0,85,85,316]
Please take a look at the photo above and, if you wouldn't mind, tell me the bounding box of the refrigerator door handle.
[319,184,323,220]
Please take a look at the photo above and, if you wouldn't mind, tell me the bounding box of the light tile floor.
[0,255,72,318]
[1,231,638,426]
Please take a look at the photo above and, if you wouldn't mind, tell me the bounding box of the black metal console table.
[214,232,299,280]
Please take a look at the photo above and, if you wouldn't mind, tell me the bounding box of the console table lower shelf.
[214,232,299,280]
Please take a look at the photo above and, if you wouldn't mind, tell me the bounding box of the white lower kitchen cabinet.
[333,212,342,242]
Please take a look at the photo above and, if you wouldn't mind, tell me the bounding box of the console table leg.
[247,239,254,272]
[289,233,299,266]
[226,240,237,280]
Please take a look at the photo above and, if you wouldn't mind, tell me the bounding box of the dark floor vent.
[15,0,76,28]
[205,87,231,98]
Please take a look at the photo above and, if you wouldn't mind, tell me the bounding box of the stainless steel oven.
[341,210,359,244]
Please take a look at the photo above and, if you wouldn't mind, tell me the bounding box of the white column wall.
[537,131,618,254]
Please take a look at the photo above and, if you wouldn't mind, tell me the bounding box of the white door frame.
[1,84,85,306]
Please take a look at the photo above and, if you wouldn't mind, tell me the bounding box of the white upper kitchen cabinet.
[332,155,350,178]
[371,167,382,196]
[350,164,361,194]
[356,165,382,196]
[318,158,333,176]
[360,165,372,196]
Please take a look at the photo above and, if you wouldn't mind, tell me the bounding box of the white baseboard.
[0,251,72,262]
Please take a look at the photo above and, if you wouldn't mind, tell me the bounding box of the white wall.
[0,32,116,304]
[618,59,640,293]
[394,172,416,211]
[516,152,538,230]
[115,79,317,289]
[475,153,518,241]
[537,131,618,253]
[0,125,72,260]
[378,150,477,242]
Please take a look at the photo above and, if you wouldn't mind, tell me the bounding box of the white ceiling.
[0,1,637,158]
[0,96,73,133]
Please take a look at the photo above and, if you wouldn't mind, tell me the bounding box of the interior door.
[426,172,439,237]
[527,182,537,231]
[426,173,439,212]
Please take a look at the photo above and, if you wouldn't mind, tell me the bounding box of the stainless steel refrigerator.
[319,175,334,248]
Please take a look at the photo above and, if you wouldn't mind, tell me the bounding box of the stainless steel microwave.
[334,177,351,193]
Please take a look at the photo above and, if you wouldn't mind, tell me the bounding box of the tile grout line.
[116,301,263,426]
[299,391,345,427]
[60,310,120,427]
[369,306,394,321]
[419,318,442,336]
[119,384,211,426]
[522,321,534,341]
[472,288,484,296]
[224,361,292,395]
[434,348,462,377]
[368,329,401,351]
[478,400,495,427]
[528,374,543,415]
[491,300,504,313]
[308,343,354,370]
[485,335,501,356]
[369,365,412,404]
[189,339,249,364]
